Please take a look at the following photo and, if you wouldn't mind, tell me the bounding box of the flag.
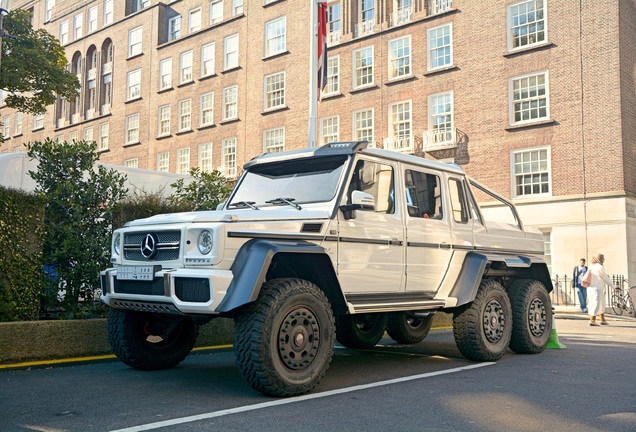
[317,1,328,101]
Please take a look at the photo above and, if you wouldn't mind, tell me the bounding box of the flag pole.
[308,0,318,148]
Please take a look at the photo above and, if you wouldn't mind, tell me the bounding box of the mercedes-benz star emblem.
[140,233,158,259]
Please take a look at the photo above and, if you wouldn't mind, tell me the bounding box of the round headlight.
[113,233,121,256]
[198,230,213,255]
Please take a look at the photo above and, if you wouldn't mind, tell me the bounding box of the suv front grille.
[113,278,165,296]
[175,278,211,303]
[124,230,181,261]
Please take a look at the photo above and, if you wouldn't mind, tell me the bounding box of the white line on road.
[109,362,495,432]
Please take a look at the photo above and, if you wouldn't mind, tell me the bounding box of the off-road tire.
[507,279,552,354]
[453,279,512,361]
[234,278,335,397]
[107,308,199,370]
[387,312,434,344]
[336,313,388,349]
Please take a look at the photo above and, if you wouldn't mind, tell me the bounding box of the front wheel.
[507,279,552,354]
[336,313,388,349]
[107,309,199,370]
[387,312,434,344]
[453,279,512,361]
[234,278,335,397]
[611,294,625,316]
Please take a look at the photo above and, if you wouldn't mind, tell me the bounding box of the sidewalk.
[554,304,636,321]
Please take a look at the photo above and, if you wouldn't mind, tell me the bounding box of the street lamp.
[0,0,11,71]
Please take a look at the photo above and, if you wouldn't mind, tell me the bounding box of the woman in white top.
[587,253,615,326]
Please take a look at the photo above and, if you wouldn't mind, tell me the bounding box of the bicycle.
[611,284,635,316]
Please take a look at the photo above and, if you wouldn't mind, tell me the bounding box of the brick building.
[1,0,635,282]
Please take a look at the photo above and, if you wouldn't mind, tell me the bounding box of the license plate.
[116,265,159,281]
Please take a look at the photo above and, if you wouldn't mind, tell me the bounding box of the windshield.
[228,156,348,208]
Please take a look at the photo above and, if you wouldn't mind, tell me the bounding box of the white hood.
[125,209,332,226]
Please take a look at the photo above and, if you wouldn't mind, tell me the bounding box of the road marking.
[109,362,495,432]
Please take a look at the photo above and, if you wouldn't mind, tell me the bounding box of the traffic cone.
[546,307,566,349]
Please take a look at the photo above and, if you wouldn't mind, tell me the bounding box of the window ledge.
[32,127,45,132]
[158,86,174,94]
[125,97,142,104]
[385,75,416,86]
[126,53,144,61]
[222,66,241,74]
[123,141,141,148]
[321,92,344,100]
[220,118,240,125]
[424,65,459,76]
[263,0,286,7]
[199,73,217,81]
[97,148,110,153]
[261,106,289,115]
[350,84,379,94]
[176,129,193,136]
[504,41,554,58]
[198,123,216,131]
[157,134,173,140]
[505,119,556,131]
[177,80,195,88]
[262,50,290,61]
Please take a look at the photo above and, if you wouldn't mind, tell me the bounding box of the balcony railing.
[355,20,374,38]
[428,0,453,15]
[422,128,457,151]
[85,108,95,120]
[71,113,80,124]
[218,165,237,178]
[101,104,111,115]
[390,7,412,27]
[102,62,113,75]
[383,135,414,153]
[327,30,341,46]
[56,118,66,129]
[87,68,97,81]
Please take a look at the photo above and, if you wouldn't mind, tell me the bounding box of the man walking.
[572,258,588,313]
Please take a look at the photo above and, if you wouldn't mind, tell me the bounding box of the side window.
[348,160,394,214]
[405,169,442,219]
[449,178,469,224]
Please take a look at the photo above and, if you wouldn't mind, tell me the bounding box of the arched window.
[100,39,113,115]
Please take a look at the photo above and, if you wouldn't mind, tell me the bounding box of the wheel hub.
[483,299,505,343]
[528,298,547,337]
[278,307,320,370]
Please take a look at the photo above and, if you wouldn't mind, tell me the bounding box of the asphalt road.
[1,315,635,432]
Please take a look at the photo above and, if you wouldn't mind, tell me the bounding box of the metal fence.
[549,274,626,309]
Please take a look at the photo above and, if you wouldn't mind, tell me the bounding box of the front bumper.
[100,267,233,315]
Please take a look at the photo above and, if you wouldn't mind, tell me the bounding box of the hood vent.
[301,223,323,233]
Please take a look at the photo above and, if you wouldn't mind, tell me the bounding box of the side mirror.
[339,190,375,220]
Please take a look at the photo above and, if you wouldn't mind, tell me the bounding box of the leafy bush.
[170,167,233,211]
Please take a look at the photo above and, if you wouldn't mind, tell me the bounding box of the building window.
[104,0,113,25]
[389,100,411,140]
[508,0,546,51]
[69,129,78,141]
[126,113,139,144]
[388,35,411,80]
[327,2,341,37]
[45,0,55,22]
[428,91,454,143]
[210,0,223,24]
[201,43,215,77]
[264,127,285,153]
[84,126,93,142]
[321,116,339,144]
[178,99,192,132]
[88,7,98,33]
[189,8,201,33]
[157,151,170,172]
[200,92,214,126]
[512,147,551,197]
[177,147,190,174]
[232,0,243,16]
[510,71,549,125]
[129,26,143,57]
[224,34,239,70]
[60,21,69,44]
[127,69,141,101]
[74,13,83,39]
[99,122,109,150]
[33,113,44,130]
[354,109,374,144]
[222,85,238,121]
[222,137,237,177]
[2,115,10,137]
[199,142,213,172]
[180,50,193,84]
[353,46,373,89]
[124,158,138,168]
[542,231,552,273]
[265,16,286,57]
[264,72,285,111]
[169,16,181,41]
[356,0,374,36]
[324,56,339,96]
[158,104,170,136]
[427,23,452,71]
[14,112,22,135]
[159,58,172,90]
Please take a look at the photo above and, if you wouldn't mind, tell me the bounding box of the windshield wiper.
[265,197,302,210]
[228,201,259,210]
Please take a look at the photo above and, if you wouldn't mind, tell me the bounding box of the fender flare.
[216,238,343,313]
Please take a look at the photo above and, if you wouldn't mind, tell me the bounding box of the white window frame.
[353,46,374,89]
[99,122,109,150]
[427,23,452,71]
[264,127,285,153]
[158,104,171,136]
[33,113,44,130]
[427,91,454,142]
[388,35,411,80]
[222,85,238,121]
[201,43,215,77]
[224,34,239,70]
[353,108,374,145]
[88,7,98,33]
[232,0,243,16]
[509,71,550,125]
[2,115,10,137]
[388,100,411,139]
[510,147,551,198]
[159,58,172,90]
[200,92,214,127]
[323,55,339,96]
[126,113,140,144]
[199,142,213,172]
[157,151,170,172]
[45,0,55,22]
[14,112,22,135]
[360,0,375,24]
[60,21,69,45]
[124,158,139,168]
[74,13,83,39]
[104,0,113,25]
[169,16,181,41]
[179,50,193,84]
[189,7,202,33]
[84,126,93,142]
[265,16,286,57]
[128,26,143,57]
[320,116,340,144]
[177,147,191,174]
[178,99,192,132]
[127,69,141,101]
[507,0,547,52]
[210,0,223,24]
[264,71,286,111]
[221,137,237,177]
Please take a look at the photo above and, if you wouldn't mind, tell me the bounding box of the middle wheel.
[336,313,388,349]
[387,312,434,344]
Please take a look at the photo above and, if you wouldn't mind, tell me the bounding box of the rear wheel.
[611,294,625,316]
[107,309,199,370]
[507,279,552,354]
[336,313,387,349]
[453,280,512,361]
[387,312,434,344]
